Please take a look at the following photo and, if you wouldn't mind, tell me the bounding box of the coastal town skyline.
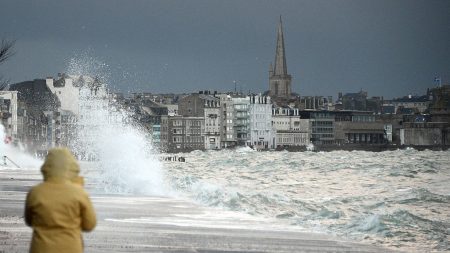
[1,0,449,98]
[1,2,450,253]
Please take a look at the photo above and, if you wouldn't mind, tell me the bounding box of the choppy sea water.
[163,148,450,252]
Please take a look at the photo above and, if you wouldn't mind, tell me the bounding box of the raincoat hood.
[41,148,80,182]
[26,148,96,253]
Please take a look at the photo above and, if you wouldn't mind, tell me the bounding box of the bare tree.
[0,39,15,90]
[0,39,15,64]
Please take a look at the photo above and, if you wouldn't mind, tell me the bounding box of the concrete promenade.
[0,168,400,253]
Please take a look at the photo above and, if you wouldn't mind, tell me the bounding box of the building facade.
[160,115,205,152]
[46,74,80,115]
[334,111,386,145]
[178,92,219,117]
[273,106,309,147]
[219,94,236,148]
[298,111,335,145]
[178,92,221,149]
[248,95,275,149]
[9,79,61,152]
[400,122,449,146]
[0,91,18,144]
[204,106,221,150]
[233,96,250,146]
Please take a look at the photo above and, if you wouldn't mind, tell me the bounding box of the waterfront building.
[268,16,292,99]
[204,102,221,150]
[272,106,300,130]
[9,79,60,151]
[299,111,335,145]
[0,91,18,144]
[334,111,386,145]
[232,96,250,146]
[58,109,77,148]
[160,115,204,152]
[219,94,236,148]
[400,122,449,146]
[178,91,219,117]
[133,99,169,126]
[178,92,221,149]
[46,74,80,114]
[248,95,275,149]
[384,124,393,143]
[152,124,161,149]
[429,84,450,116]
[272,106,309,147]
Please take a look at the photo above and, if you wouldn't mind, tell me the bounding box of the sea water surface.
[162,148,450,252]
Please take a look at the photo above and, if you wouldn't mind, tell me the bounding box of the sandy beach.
[0,168,400,253]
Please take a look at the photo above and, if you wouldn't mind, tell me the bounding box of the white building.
[46,75,80,115]
[248,95,275,149]
[272,107,302,130]
[46,74,109,116]
[272,106,310,147]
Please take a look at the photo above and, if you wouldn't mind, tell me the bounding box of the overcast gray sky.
[1,0,449,99]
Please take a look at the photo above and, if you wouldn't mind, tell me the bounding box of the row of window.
[253,130,271,135]
[234,105,248,110]
[312,121,333,126]
[273,121,300,125]
[251,106,271,112]
[352,115,375,122]
[312,127,333,133]
[173,136,204,143]
[253,122,271,128]
[171,120,202,126]
[311,113,333,119]
[253,114,267,119]
[278,137,308,143]
[312,133,334,138]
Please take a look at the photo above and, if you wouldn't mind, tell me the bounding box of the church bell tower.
[269,16,292,98]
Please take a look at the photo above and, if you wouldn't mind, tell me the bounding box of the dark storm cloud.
[1,0,449,98]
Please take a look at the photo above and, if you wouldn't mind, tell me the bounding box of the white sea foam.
[164,149,450,252]
[0,124,42,169]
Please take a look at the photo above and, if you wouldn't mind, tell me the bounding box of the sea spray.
[0,124,42,168]
[67,56,166,195]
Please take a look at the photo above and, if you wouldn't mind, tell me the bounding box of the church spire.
[273,15,287,76]
[268,16,292,99]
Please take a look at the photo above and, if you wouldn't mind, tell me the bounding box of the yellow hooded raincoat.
[25,148,96,253]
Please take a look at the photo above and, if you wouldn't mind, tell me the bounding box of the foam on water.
[164,149,450,252]
[0,124,42,169]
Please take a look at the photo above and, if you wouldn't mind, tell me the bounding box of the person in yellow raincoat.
[25,148,96,253]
